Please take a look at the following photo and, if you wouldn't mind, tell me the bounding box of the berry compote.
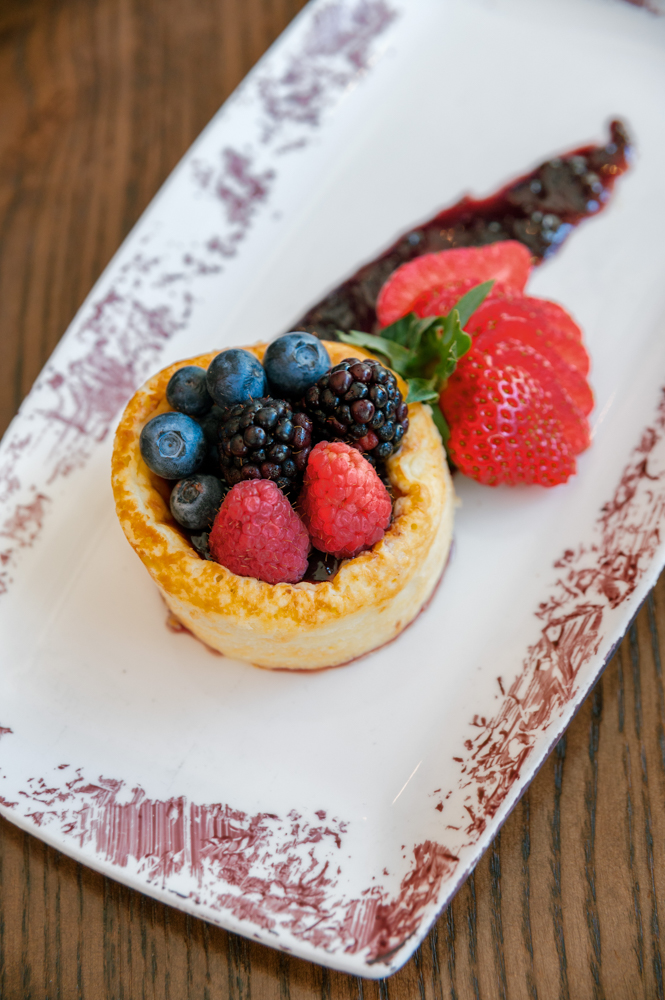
[296,121,631,339]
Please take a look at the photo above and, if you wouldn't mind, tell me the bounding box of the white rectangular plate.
[1,0,665,978]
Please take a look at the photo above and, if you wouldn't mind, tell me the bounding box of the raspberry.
[376,242,532,327]
[209,480,310,584]
[440,354,576,487]
[299,441,392,559]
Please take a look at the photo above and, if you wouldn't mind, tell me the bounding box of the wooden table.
[1,1,663,996]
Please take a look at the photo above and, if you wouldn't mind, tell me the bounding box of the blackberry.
[302,357,409,462]
[218,398,313,496]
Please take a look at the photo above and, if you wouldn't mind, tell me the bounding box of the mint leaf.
[336,329,412,374]
[406,320,446,378]
[335,280,490,446]
[376,313,424,351]
[430,310,471,381]
[406,377,439,404]
[402,310,472,384]
[454,279,495,327]
[430,405,450,445]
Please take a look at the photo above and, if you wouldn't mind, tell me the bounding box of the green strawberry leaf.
[431,310,472,380]
[430,405,450,445]
[454,279,495,327]
[375,313,425,351]
[336,329,412,374]
[405,377,439,404]
[404,309,472,383]
[337,280,494,442]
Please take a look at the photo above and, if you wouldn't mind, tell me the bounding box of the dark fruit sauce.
[303,551,342,583]
[296,120,631,339]
[183,123,631,582]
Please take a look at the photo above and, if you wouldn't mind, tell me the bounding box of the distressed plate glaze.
[1,0,665,978]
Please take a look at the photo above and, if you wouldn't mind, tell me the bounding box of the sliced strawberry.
[468,301,590,377]
[515,296,583,342]
[469,335,590,455]
[440,355,576,487]
[473,318,593,416]
[376,242,532,327]
[412,283,594,414]
[412,278,509,321]
[468,292,583,342]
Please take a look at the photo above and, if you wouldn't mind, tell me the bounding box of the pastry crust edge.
[111,342,455,670]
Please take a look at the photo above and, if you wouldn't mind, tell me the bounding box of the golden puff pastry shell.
[111,341,455,670]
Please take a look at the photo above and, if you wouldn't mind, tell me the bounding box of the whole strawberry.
[441,354,576,487]
[209,480,309,584]
[299,441,392,559]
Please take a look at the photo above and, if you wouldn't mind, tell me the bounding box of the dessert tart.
[112,341,454,670]
[112,121,628,671]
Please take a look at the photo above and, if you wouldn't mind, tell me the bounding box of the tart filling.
[111,129,628,670]
[112,342,454,670]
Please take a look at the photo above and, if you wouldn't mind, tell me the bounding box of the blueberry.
[139,412,206,479]
[263,332,330,397]
[206,349,267,408]
[166,366,213,417]
[170,474,225,531]
[190,532,212,560]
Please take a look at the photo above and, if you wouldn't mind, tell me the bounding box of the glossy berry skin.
[197,404,225,441]
[166,365,213,416]
[468,333,590,454]
[218,397,312,495]
[169,474,225,531]
[190,532,212,560]
[376,242,532,327]
[139,412,206,479]
[440,352,576,487]
[195,405,226,473]
[398,245,595,488]
[299,441,392,559]
[302,357,409,463]
[410,284,590,378]
[411,277,509,321]
[467,297,590,377]
[263,332,331,397]
[209,480,310,585]
[206,349,267,408]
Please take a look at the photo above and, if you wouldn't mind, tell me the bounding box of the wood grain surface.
[1,1,664,996]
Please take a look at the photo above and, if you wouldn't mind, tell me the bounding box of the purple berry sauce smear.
[295,120,631,340]
[163,121,631,584]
